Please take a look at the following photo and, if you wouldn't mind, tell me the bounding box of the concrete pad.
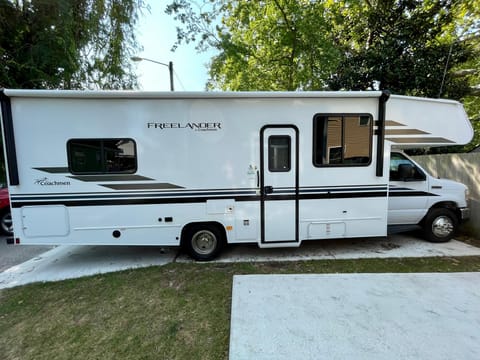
[177,234,480,263]
[230,273,480,360]
[0,245,176,289]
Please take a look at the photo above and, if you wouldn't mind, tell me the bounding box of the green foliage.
[209,0,340,90]
[0,0,145,90]
[167,0,480,151]
[167,0,341,91]
[328,0,474,98]
[166,0,479,94]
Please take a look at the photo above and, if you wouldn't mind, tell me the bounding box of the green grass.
[1,256,480,360]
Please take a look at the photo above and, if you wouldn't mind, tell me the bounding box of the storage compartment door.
[22,206,70,237]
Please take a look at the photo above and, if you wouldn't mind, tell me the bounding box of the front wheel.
[423,208,458,243]
[183,224,225,261]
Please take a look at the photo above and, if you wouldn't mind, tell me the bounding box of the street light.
[131,56,174,91]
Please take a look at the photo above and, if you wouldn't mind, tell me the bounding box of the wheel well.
[423,202,461,223]
[180,222,227,247]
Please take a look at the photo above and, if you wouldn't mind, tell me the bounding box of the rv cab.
[388,151,469,242]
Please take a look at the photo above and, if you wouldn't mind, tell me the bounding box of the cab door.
[388,152,429,224]
[260,126,299,244]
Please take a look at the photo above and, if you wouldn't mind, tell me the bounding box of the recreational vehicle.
[0,90,473,260]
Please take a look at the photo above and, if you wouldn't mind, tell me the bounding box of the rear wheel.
[183,224,225,261]
[423,208,458,243]
[0,211,12,236]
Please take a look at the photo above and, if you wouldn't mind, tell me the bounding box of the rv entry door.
[260,126,299,244]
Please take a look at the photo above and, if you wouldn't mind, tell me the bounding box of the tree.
[458,48,480,151]
[167,0,478,95]
[209,0,342,91]
[167,0,480,151]
[167,0,340,91]
[327,0,475,100]
[0,0,145,90]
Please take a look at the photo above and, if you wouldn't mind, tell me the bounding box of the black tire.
[0,211,13,236]
[183,224,225,261]
[423,208,458,243]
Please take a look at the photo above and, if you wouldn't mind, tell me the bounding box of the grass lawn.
[1,256,480,360]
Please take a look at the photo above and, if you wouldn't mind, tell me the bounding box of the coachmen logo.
[35,177,71,186]
[147,122,222,131]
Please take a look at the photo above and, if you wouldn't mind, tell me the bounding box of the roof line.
[3,89,384,99]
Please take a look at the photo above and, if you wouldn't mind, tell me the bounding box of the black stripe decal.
[34,167,69,174]
[300,187,387,193]
[12,196,259,208]
[389,191,439,197]
[11,187,259,197]
[68,174,153,182]
[12,186,389,201]
[300,191,387,200]
[11,191,388,208]
[12,190,258,201]
[101,183,185,190]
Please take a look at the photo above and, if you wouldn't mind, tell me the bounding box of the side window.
[389,153,425,181]
[68,139,137,174]
[268,136,291,172]
[313,114,372,166]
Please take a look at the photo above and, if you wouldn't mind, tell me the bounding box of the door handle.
[263,186,273,195]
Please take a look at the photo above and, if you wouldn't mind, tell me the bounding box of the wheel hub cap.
[432,216,454,238]
[192,230,217,255]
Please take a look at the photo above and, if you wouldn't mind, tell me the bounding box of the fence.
[412,153,480,236]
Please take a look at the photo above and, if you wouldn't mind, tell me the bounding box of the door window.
[389,153,425,181]
[268,136,291,172]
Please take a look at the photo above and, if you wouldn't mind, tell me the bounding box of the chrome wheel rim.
[432,216,453,238]
[191,230,217,255]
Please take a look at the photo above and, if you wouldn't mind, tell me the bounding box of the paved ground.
[177,234,480,262]
[1,234,480,289]
[0,245,177,289]
[0,236,53,272]
[230,273,480,360]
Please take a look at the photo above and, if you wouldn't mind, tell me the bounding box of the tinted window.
[389,152,425,181]
[68,139,137,174]
[268,136,291,172]
[313,114,372,166]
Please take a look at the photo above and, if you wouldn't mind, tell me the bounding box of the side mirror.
[398,163,415,181]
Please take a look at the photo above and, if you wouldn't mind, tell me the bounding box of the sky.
[133,1,216,91]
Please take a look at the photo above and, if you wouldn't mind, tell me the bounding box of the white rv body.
[0,90,473,259]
